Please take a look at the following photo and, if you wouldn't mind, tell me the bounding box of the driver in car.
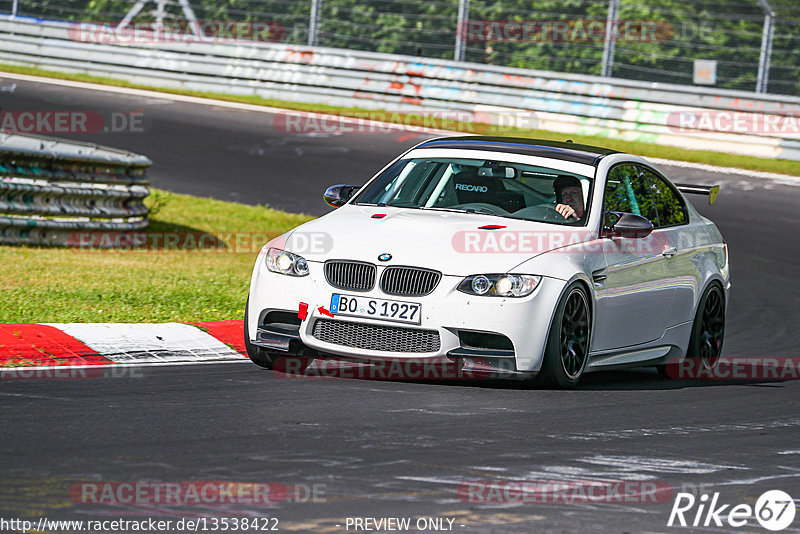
[553,175,585,221]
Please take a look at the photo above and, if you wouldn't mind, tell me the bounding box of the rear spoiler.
[675,184,720,205]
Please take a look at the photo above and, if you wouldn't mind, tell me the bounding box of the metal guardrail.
[0,17,799,161]
[0,130,151,246]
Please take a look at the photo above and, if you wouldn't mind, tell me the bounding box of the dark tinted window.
[639,167,687,227]
[604,164,658,225]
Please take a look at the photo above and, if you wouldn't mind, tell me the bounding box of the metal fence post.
[756,0,775,94]
[601,0,619,77]
[118,0,200,38]
[11,0,18,17]
[308,0,321,47]
[454,0,470,62]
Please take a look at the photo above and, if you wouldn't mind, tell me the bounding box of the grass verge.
[0,189,313,323]
[2,63,799,177]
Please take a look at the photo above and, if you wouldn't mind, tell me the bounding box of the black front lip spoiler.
[254,324,301,352]
[444,347,528,377]
[252,323,531,377]
[445,346,514,359]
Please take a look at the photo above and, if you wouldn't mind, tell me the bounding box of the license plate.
[330,294,421,325]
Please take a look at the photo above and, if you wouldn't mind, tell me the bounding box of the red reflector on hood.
[478,225,506,230]
[372,214,387,219]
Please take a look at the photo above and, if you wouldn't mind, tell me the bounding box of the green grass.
[0,190,313,323]
[2,63,799,177]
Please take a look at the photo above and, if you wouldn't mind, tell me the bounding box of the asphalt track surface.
[2,77,800,533]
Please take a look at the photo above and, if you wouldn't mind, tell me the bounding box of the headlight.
[458,274,541,297]
[266,247,310,276]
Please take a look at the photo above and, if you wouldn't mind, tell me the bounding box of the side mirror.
[604,212,654,239]
[323,184,360,208]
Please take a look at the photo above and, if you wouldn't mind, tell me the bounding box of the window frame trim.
[600,162,658,230]
[635,164,690,229]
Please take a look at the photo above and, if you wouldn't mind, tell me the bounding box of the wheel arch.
[552,274,596,353]
[533,274,594,387]
[695,275,727,318]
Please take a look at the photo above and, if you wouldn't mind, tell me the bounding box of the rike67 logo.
[668,490,796,531]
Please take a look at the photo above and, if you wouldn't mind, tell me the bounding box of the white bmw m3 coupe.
[245,137,729,388]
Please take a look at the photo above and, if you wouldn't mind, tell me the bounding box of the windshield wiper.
[418,206,497,216]
[424,206,585,225]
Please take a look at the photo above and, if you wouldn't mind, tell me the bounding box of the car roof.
[414,136,620,166]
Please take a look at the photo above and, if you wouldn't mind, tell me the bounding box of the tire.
[656,282,725,378]
[244,298,276,369]
[533,282,591,389]
[687,283,725,370]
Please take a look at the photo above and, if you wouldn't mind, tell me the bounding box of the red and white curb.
[0,321,248,369]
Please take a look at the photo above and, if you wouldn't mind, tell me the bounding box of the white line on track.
[0,392,75,401]
[548,418,800,441]
[647,156,800,184]
[0,359,251,372]
[3,70,798,182]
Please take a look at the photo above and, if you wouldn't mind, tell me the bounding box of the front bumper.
[255,322,524,377]
[247,259,567,373]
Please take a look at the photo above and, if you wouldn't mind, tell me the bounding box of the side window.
[639,167,688,227]
[389,161,440,204]
[604,164,657,225]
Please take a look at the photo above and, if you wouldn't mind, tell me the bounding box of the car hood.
[281,205,594,276]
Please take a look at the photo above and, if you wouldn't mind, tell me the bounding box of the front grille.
[313,319,441,353]
[324,260,376,291]
[380,266,441,296]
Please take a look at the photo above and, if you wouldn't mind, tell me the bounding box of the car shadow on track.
[575,368,793,390]
[265,365,795,391]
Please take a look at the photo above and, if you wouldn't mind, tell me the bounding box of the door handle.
[662,247,678,258]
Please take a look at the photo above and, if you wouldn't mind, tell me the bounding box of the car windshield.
[354,157,593,225]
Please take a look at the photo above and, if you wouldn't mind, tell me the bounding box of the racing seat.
[451,169,526,213]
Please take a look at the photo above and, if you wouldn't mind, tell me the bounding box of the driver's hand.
[555,203,577,219]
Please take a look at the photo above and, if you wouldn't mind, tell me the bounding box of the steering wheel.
[515,204,572,222]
